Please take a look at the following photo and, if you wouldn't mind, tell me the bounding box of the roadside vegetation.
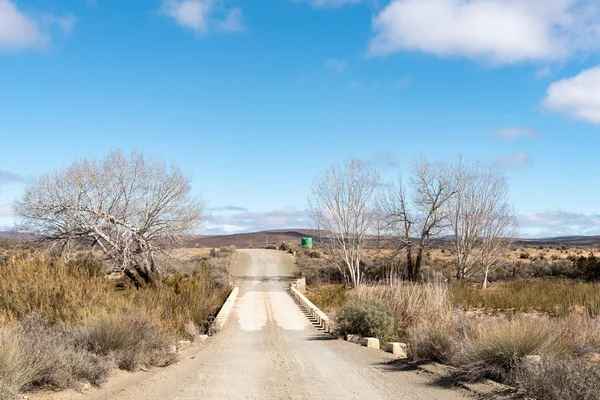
[0,247,233,398]
[300,155,600,400]
[0,151,233,399]
[305,277,600,400]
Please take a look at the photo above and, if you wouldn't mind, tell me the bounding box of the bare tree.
[480,201,517,288]
[450,158,517,286]
[378,177,413,282]
[379,157,456,282]
[308,158,380,287]
[13,150,206,287]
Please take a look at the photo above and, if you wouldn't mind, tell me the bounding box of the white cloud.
[206,207,310,235]
[495,127,538,139]
[543,65,600,124]
[369,0,600,65]
[0,0,46,50]
[162,0,212,32]
[346,80,362,89]
[0,1,77,52]
[161,0,245,34]
[325,58,347,74]
[520,210,600,237]
[495,152,533,167]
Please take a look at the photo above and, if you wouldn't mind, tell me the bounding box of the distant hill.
[515,236,600,247]
[182,229,320,248]
[4,229,599,249]
[183,230,600,248]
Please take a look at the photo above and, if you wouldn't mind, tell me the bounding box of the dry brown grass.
[452,317,573,383]
[0,252,230,336]
[0,250,232,396]
[451,279,600,317]
[515,356,600,400]
[83,314,176,371]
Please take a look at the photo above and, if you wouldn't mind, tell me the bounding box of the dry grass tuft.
[0,315,112,396]
[83,314,177,371]
[515,356,600,400]
[0,329,40,399]
[452,317,572,383]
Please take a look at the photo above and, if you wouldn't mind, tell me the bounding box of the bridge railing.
[289,285,334,334]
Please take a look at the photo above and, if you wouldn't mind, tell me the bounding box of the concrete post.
[361,337,380,349]
[296,278,307,294]
[386,342,408,358]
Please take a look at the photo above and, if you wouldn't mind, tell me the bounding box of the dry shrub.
[407,318,459,363]
[135,272,230,337]
[0,254,230,338]
[0,329,40,399]
[558,313,600,354]
[0,254,118,324]
[83,314,177,371]
[294,247,343,286]
[17,315,111,389]
[306,284,348,315]
[351,281,457,361]
[354,280,452,330]
[516,356,600,400]
[334,299,399,344]
[0,316,111,397]
[452,317,572,383]
[0,253,232,396]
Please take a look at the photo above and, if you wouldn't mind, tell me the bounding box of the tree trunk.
[482,265,490,289]
[412,247,423,282]
[124,269,143,289]
[406,247,414,281]
[456,264,465,281]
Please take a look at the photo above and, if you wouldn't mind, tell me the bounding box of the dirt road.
[69,249,472,400]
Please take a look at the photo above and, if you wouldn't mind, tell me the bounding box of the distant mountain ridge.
[185,230,600,249]
[3,230,600,248]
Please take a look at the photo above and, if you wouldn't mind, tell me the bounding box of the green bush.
[334,299,399,344]
[576,253,600,281]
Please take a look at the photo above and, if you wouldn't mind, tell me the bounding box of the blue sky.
[1,0,600,237]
